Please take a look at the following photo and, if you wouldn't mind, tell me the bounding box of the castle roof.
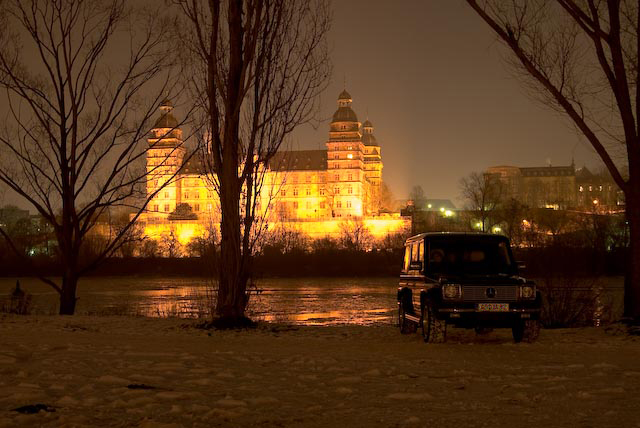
[331,107,358,123]
[268,150,327,171]
[338,89,352,100]
[520,165,574,177]
[362,133,378,146]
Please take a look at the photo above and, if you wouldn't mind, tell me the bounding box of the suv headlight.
[442,284,461,299]
[520,285,535,299]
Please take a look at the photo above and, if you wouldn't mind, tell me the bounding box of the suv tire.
[398,303,417,334]
[512,319,540,343]
[421,302,446,343]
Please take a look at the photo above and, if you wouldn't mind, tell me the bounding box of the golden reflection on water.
[126,280,397,325]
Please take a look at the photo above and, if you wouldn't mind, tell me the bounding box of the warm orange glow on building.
[137,92,409,250]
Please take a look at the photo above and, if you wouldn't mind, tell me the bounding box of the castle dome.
[338,89,352,101]
[362,119,378,145]
[153,99,179,129]
[331,107,358,123]
[331,90,358,124]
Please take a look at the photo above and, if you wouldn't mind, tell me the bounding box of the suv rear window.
[426,238,515,275]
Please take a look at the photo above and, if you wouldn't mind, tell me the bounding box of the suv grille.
[462,285,518,302]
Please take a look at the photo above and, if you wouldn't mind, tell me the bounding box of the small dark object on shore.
[127,384,157,390]
[6,280,32,315]
[12,280,24,298]
[13,404,56,414]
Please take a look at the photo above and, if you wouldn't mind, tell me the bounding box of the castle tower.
[146,99,186,214]
[362,119,383,214]
[326,90,365,217]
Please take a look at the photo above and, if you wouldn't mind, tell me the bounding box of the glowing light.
[439,207,445,212]
[347,153,353,159]
[492,226,502,233]
[475,222,482,229]
[444,210,453,217]
[427,204,432,209]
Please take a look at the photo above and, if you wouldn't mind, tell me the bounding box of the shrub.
[538,275,612,328]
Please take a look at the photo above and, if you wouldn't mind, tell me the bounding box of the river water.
[0,276,624,326]
[0,277,398,325]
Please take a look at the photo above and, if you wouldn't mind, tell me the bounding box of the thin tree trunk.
[625,192,640,319]
[59,272,78,315]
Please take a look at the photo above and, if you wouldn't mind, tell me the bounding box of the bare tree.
[466,0,640,318]
[460,171,504,232]
[0,0,186,314]
[409,185,427,210]
[176,0,330,325]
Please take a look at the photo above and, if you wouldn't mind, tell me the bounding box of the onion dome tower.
[362,119,383,186]
[326,90,365,217]
[146,99,186,214]
[362,119,383,214]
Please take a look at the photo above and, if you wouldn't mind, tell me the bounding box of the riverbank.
[1,315,639,427]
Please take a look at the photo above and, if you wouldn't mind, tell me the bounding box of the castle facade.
[139,91,408,247]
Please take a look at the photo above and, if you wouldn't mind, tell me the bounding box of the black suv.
[397,232,541,343]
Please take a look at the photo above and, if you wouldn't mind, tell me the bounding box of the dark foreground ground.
[0,315,639,428]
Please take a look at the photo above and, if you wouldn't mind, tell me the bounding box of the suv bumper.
[436,302,541,326]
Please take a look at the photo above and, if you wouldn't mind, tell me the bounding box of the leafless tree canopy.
[0,0,185,313]
[175,0,331,321]
[466,0,640,317]
[460,171,504,232]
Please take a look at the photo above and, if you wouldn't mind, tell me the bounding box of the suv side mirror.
[516,261,526,270]
[409,261,423,271]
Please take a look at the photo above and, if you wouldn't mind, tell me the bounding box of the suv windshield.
[426,237,515,276]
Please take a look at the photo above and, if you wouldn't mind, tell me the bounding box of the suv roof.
[405,232,507,244]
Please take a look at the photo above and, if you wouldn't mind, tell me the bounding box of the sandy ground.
[0,315,639,428]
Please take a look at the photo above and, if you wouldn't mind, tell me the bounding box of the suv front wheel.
[512,319,540,343]
[421,302,446,343]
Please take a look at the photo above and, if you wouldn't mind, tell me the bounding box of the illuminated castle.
[139,91,407,246]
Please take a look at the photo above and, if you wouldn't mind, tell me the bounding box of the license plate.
[477,303,509,312]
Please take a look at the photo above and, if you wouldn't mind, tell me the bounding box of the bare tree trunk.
[59,273,78,315]
[625,186,640,319]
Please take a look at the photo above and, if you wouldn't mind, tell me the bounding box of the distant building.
[137,91,408,247]
[575,166,625,210]
[486,162,623,211]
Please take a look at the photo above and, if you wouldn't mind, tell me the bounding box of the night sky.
[291,0,600,206]
[0,1,604,210]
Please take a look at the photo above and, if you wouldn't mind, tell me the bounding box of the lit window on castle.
[320,188,325,196]
[348,174,353,181]
[195,204,200,212]
[334,187,340,194]
[293,188,299,196]
[164,204,170,212]
[306,188,311,196]
[153,205,158,212]
[184,191,189,199]
[164,191,170,198]
[281,189,286,196]
[347,201,352,208]
[293,201,299,209]
[348,186,353,194]
[194,191,199,199]
[334,174,339,181]
[336,201,342,208]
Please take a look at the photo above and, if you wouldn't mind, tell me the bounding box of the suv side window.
[403,245,411,272]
